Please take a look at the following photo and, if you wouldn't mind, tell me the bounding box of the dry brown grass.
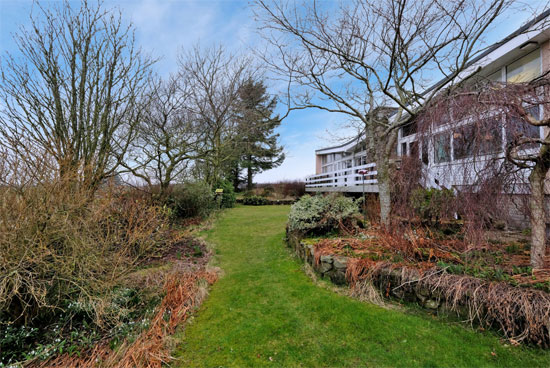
[32,269,218,368]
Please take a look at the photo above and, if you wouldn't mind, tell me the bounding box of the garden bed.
[287,229,550,347]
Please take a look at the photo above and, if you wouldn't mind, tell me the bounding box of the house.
[305,10,550,201]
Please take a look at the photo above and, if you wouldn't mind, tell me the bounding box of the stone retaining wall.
[287,231,550,347]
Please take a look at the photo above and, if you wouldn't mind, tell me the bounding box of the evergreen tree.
[235,79,285,190]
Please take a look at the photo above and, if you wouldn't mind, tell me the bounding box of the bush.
[164,182,216,219]
[0,180,170,329]
[214,179,236,208]
[287,194,360,235]
[410,187,455,224]
[242,195,269,206]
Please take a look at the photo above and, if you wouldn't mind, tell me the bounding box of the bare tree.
[255,0,514,225]
[180,45,254,185]
[418,76,550,268]
[123,74,205,199]
[0,0,154,189]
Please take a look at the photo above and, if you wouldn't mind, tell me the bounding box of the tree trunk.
[529,164,547,269]
[376,157,392,227]
[247,155,253,191]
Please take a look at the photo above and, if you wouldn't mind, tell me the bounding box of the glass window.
[402,122,417,137]
[488,69,502,82]
[506,105,540,148]
[453,125,476,159]
[453,118,503,159]
[401,142,407,156]
[410,141,418,157]
[478,118,503,155]
[421,143,429,165]
[506,49,541,83]
[433,133,451,163]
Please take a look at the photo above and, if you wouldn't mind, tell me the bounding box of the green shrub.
[287,194,360,235]
[242,195,269,206]
[410,187,455,224]
[214,179,236,209]
[165,182,216,219]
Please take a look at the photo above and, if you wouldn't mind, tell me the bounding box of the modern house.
[305,10,550,195]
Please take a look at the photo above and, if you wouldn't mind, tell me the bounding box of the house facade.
[306,10,550,197]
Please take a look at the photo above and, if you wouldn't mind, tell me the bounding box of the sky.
[0,0,548,183]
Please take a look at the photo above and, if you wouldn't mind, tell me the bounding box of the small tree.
[0,0,154,189]
[235,78,285,190]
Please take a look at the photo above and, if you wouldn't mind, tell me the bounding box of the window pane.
[506,105,540,148]
[507,49,541,83]
[421,143,429,165]
[488,69,502,82]
[410,141,418,157]
[479,118,502,155]
[433,133,450,163]
[453,125,475,159]
[402,122,417,137]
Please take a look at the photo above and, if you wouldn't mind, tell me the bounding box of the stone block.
[333,256,348,270]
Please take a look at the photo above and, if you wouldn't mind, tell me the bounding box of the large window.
[433,133,451,163]
[506,105,540,148]
[453,117,502,159]
[506,49,541,83]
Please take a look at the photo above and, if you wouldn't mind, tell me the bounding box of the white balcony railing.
[305,162,377,190]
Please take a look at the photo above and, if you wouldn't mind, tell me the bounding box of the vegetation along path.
[175,205,550,367]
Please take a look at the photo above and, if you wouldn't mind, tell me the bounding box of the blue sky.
[1,0,548,182]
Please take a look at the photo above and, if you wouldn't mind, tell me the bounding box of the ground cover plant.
[174,205,550,366]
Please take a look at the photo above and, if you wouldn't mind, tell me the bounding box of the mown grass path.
[174,205,550,367]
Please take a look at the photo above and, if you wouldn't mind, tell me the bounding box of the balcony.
[305,162,379,193]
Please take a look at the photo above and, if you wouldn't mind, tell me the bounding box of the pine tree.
[235,79,285,190]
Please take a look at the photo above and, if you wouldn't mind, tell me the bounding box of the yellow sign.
[215,189,224,193]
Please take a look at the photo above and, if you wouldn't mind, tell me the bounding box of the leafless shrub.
[0,156,171,327]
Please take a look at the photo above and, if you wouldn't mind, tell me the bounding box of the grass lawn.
[174,205,550,367]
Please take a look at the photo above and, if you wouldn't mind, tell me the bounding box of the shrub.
[0,180,170,328]
[164,182,216,219]
[214,179,236,208]
[287,194,360,235]
[410,187,455,225]
[260,186,274,198]
[242,195,269,206]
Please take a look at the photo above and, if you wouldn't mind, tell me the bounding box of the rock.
[424,299,440,310]
[320,260,333,274]
[415,284,431,303]
[333,256,348,270]
[320,255,333,264]
[328,269,347,285]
